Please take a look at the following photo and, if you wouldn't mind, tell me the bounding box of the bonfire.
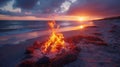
[18,21,80,67]
[41,21,66,54]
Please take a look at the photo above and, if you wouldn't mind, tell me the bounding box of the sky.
[0,0,120,20]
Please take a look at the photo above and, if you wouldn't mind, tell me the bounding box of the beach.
[0,19,120,67]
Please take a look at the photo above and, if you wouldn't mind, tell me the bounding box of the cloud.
[54,0,77,13]
[0,0,11,7]
[0,0,65,16]
[13,0,65,14]
[32,0,65,14]
[14,0,38,9]
[0,0,21,13]
[0,0,120,18]
[0,0,78,16]
[0,14,82,21]
[67,0,120,17]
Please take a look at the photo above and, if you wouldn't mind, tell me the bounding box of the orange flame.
[41,21,65,54]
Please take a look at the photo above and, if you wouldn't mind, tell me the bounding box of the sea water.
[0,20,81,46]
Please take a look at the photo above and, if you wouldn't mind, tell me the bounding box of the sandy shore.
[0,19,120,67]
[0,29,85,67]
[0,38,34,67]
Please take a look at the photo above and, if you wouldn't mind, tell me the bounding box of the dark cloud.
[0,0,64,16]
[33,0,64,13]
[23,0,65,14]
[0,0,120,18]
[67,0,120,17]
[14,0,38,9]
[0,9,25,16]
[0,0,11,7]
[13,0,64,14]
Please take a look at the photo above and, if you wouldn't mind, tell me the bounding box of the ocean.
[0,20,81,36]
[0,20,81,46]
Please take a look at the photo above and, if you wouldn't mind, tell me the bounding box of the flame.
[41,21,66,54]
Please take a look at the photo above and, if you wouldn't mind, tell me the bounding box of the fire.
[41,21,66,54]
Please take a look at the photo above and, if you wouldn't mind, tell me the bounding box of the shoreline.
[1,19,120,67]
[0,29,85,67]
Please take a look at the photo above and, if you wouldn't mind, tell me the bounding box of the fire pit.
[17,21,80,67]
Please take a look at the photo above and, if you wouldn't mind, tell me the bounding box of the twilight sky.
[0,0,120,20]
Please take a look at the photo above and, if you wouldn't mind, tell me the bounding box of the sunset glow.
[78,17,88,21]
[0,14,99,21]
[79,25,84,29]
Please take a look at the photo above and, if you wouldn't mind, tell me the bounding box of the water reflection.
[0,21,94,46]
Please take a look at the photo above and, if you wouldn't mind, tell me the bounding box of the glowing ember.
[41,21,66,54]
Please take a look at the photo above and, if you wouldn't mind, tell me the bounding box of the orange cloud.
[0,14,100,21]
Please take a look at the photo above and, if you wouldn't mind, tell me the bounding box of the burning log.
[17,21,80,67]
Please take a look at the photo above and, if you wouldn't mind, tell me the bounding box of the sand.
[0,29,84,67]
[0,19,120,67]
